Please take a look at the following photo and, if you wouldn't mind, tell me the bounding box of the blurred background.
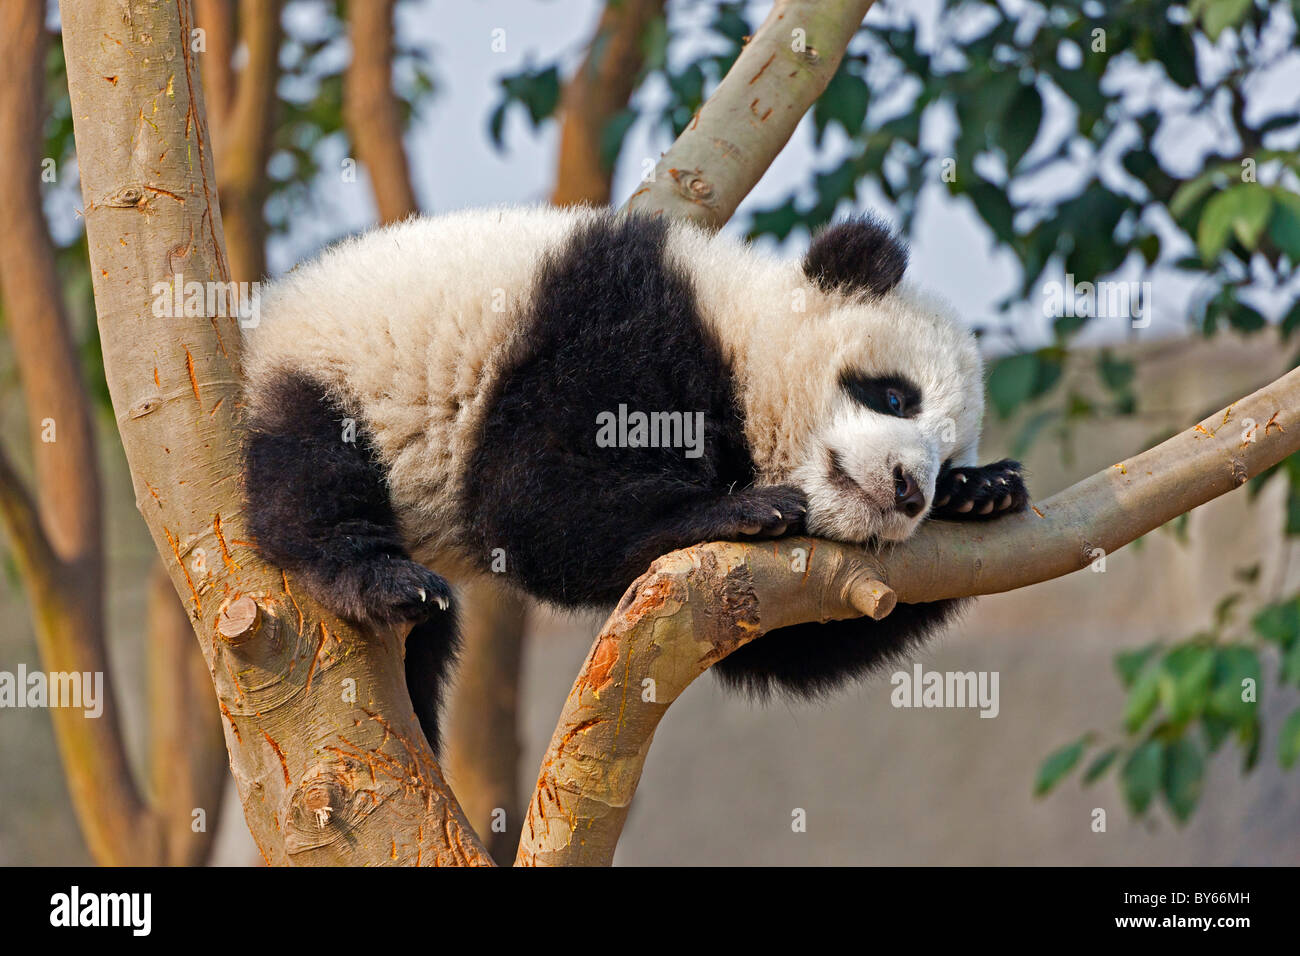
[2,0,1299,864]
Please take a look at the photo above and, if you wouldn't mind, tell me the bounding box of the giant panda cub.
[241,205,1029,751]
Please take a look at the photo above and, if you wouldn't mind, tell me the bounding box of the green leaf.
[1241,719,1261,772]
[1158,644,1215,725]
[1231,186,1273,250]
[966,180,1016,244]
[746,198,802,242]
[1035,736,1088,796]
[1197,185,1271,260]
[1202,0,1253,40]
[1228,301,1267,334]
[813,66,870,142]
[1122,740,1165,814]
[1002,82,1043,171]
[1281,640,1300,687]
[598,109,637,173]
[1163,736,1205,822]
[987,353,1039,417]
[1098,351,1135,392]
[1208,645,1261,723]
[1116,643,1160,689]
[1252,597,1300,647]
[1124,665,1162,733]
[487,101,508,148]
[1268,191,1300,258]
[1083,747,1119,785]
[1280,709,1300,769]
[1154,24,1198,87]
[639,14,669,72]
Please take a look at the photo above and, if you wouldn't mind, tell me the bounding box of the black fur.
[465,209,963,700]
[931,458,1029,520]
[464,211,802,606]
[242,371,458,752]
[803,215,909,297]
[714,599,969,699]
[840,370,922,418]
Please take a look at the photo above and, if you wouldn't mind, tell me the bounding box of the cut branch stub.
[217,594,261,643]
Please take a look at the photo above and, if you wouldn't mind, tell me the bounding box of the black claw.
[930,459,1028,522]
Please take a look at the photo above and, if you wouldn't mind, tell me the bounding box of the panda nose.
[893,466,925,518]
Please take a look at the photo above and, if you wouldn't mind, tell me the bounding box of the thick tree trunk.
[60,0,490,866]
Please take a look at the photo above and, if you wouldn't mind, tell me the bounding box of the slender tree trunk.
[445,577,528,862]
[0,0,158,866]
[147,561,229,865]
[345,0,418,223]
[210,0,281,283]
[552,0,665,206]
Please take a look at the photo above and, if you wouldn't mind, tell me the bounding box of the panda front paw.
[931,459,1028,520]
[320,555,453,626]
[715,484,808,538]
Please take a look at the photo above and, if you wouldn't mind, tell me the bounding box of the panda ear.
[802,215,908,297]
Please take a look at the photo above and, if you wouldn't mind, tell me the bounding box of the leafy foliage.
[1035,577,1300,823]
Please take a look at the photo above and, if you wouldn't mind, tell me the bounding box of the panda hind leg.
[242,371,451,626]
[242,372,459,751]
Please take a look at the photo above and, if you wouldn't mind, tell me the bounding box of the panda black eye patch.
[839,371,922,418]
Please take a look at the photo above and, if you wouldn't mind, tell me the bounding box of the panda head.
[731,219,985,545]
[786,290,984,544]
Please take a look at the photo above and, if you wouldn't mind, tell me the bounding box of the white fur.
[242,205,985,565]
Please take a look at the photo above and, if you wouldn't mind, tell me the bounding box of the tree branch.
[518,362,1300,865]
[624,0,875,227]
[146,559,228,865]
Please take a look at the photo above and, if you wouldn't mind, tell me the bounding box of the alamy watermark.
[50,886,150,936]
[595,404,705,459]
[890,663,999,718]
[152,271,262,327]
[1042,274,1152,328]
[0,666,103,717]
